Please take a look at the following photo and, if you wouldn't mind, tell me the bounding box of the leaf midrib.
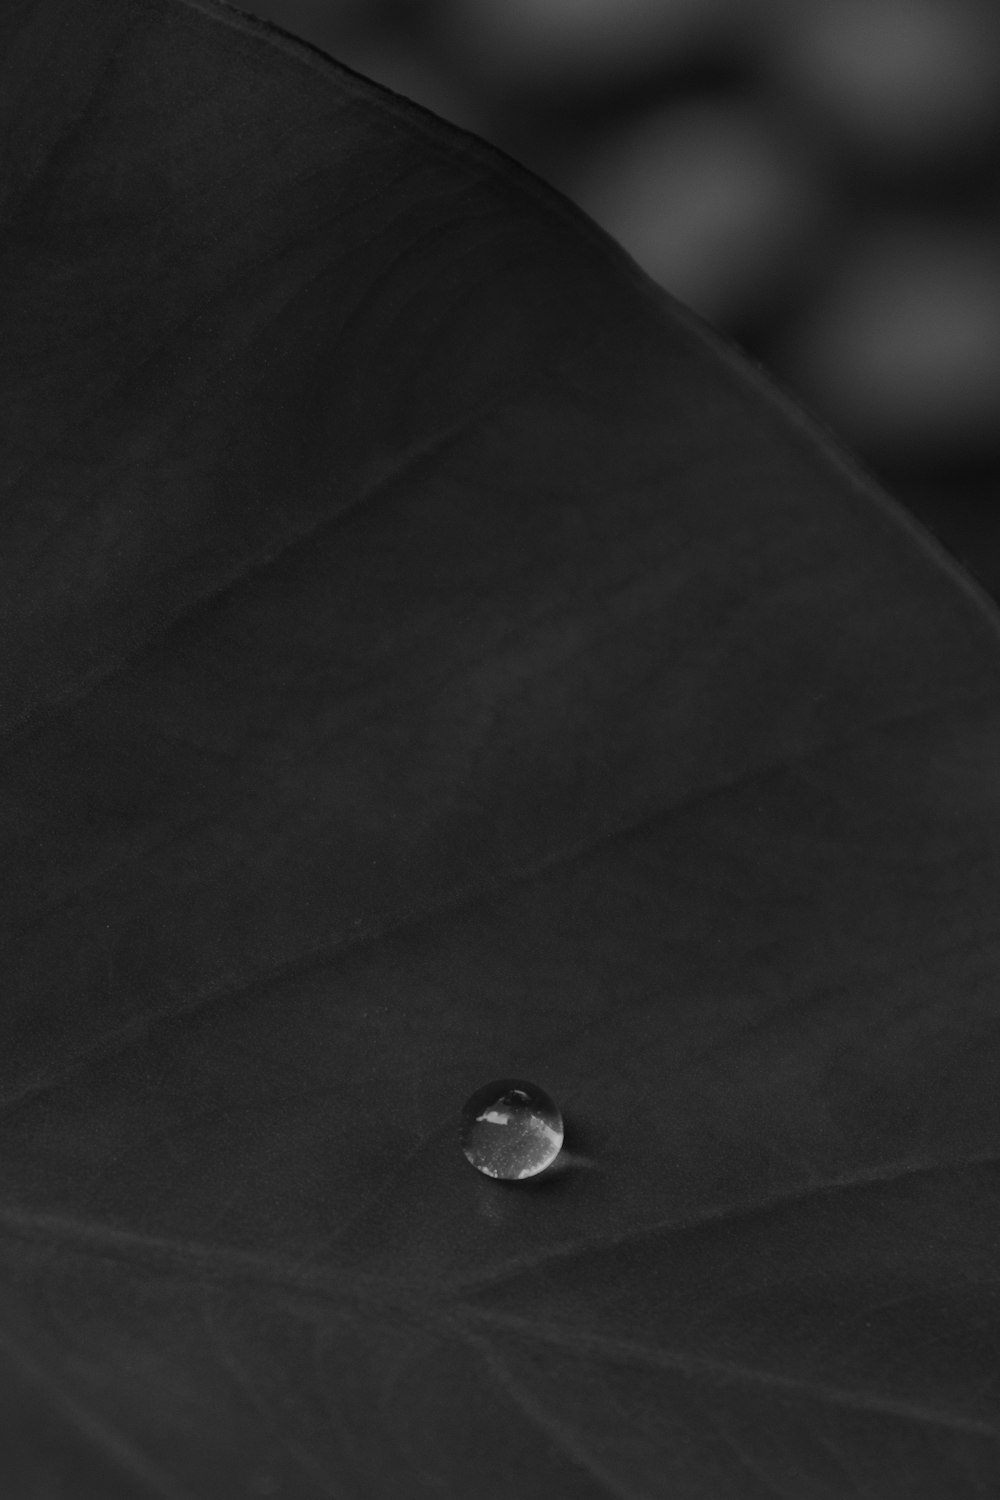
[0,1158,996,1440]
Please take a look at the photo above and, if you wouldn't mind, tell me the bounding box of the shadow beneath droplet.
[496,1112,599,1192]
[556,1113,601,1171]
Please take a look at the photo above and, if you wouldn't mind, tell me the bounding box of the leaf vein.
[0,686,991,1121]
[455,1148,1000,1292]
[456,1309,1000,1441]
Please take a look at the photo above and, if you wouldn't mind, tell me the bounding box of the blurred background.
[247,0,1000,592]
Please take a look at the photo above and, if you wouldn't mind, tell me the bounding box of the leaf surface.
[1,1,1000,1494]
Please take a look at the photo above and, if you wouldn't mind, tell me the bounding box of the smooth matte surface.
[1,0,1000,1494]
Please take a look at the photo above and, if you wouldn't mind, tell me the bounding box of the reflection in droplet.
[461,1079,564,1180]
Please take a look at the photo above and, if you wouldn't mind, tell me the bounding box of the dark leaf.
[2,0,999,1494]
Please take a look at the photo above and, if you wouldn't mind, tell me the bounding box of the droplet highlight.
[460,1079,564,1180]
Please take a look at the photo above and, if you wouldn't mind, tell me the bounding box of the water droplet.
[460,1079,564,1180]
